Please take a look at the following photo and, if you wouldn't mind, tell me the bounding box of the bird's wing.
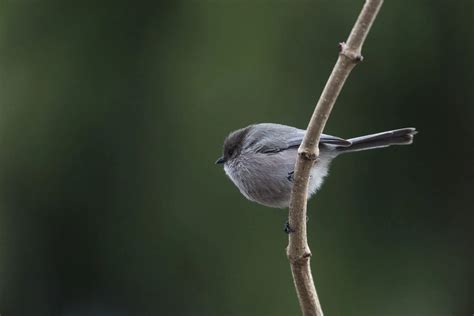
[320,134,352,146]
[258,129,351,154]
[285,131,351,148]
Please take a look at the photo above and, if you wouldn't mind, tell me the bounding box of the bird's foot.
[284,221,295,234]
[284,216,309,234]
[287,171,294,182]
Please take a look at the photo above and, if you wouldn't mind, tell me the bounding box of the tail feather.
[337,128,417,154]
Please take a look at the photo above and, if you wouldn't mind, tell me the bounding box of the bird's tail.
[337,128,417,154]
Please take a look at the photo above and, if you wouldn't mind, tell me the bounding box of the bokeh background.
[0,1,472,315]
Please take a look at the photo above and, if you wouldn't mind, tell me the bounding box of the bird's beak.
[215,156,225,164]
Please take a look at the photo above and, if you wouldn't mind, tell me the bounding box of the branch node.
[339,41,364,63]
[288,251,312,265]
[340,49,364,63]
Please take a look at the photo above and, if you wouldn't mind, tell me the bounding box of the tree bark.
[286,1,384,315]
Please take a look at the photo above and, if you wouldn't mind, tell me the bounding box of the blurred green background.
[0,1,472,315]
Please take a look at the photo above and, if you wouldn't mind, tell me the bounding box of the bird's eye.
[227,149,234,156]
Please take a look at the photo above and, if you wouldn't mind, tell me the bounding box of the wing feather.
[256,126,351,154]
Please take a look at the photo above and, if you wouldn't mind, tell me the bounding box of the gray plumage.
[216,123,417,208]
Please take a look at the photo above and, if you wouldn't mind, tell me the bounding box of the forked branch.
[286,1,384,315]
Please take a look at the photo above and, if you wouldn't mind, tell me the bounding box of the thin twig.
[286,1,384,315]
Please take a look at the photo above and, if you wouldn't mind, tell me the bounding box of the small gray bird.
[216,123,417,208]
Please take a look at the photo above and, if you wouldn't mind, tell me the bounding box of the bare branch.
[286,1,384,315]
